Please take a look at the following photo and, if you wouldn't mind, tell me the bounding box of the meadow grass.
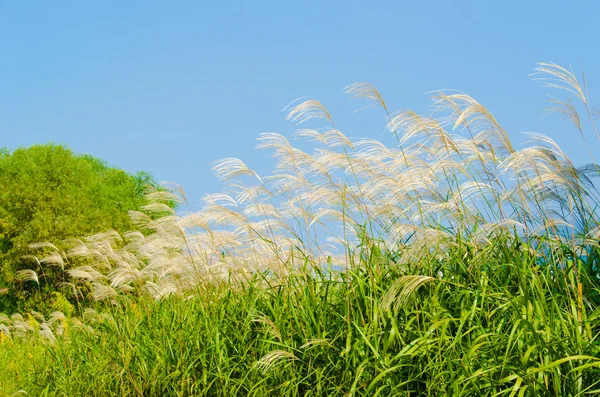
[1,62,600,395]
[1,237,599,396]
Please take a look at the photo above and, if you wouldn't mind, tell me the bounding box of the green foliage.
[0,239,598,396]
[0,143,161,313]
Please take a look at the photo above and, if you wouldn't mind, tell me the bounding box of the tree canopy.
[0,143,161,313]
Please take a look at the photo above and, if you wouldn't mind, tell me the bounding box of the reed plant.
[1,62,599,396]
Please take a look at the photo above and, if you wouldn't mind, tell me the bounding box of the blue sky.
[1,1,599,209]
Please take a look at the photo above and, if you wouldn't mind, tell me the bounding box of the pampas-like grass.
[3,64,600,394]
[18,62,598,303]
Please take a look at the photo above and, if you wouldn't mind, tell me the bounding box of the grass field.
[1,63,600,396]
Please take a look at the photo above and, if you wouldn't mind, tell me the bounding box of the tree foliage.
[0,143,161,313]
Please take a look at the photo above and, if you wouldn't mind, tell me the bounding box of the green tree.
[0,143,163,313]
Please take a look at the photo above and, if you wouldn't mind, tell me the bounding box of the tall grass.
[1,62,600,395]
[2,240,599,395]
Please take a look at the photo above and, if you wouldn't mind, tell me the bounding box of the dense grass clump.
[1,63,600,395]
[1,239,599,395]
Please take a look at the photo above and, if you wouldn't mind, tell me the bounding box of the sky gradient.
[2,1,599,209]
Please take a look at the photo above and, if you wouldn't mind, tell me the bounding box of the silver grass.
[252,313,282,342]
[300,338,332,350]
[23,62,600,303]
[28,242,59,251]
[141,202,175,215]
[16,269,38,284]
[534,62,587,105]
[91,283,118,301]
[68,266,105,282]
[380,275,436,312]
[0,324,10,338]
[39,322,56,343]
[144,190,183,204]
[211,158,262,183]
[254,350,299,374]
[39,253,65,269]
[285,98,333,125]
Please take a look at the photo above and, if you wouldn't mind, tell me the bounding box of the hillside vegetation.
[0,63,599,396]
[0,144,161,313]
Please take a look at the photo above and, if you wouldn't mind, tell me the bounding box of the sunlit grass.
[2,239,599,395]
[1,62,600,395]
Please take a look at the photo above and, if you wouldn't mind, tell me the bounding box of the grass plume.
[1,62,600,395]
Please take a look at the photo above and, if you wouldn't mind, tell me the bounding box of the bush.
[0,143,163,313]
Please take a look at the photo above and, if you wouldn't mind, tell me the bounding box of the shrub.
[0,143,163,313]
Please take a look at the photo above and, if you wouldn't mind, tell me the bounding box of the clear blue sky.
[2,1,599,209]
